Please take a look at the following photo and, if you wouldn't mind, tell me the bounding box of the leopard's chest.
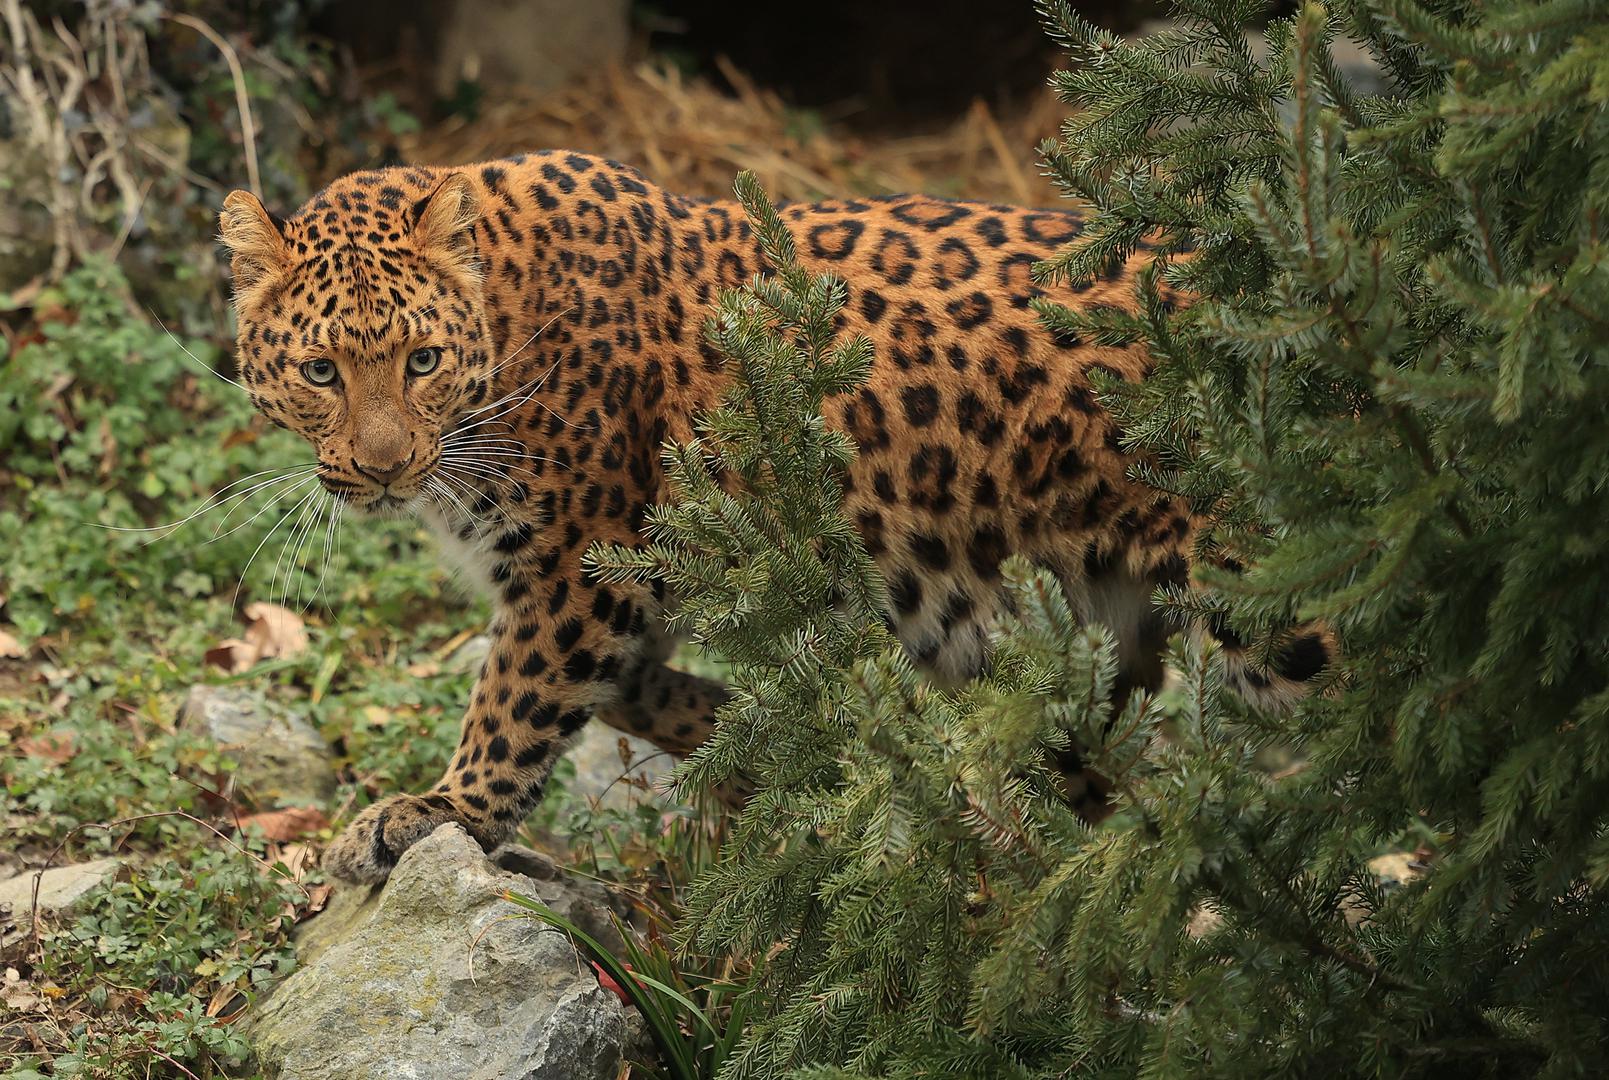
[421,503,503,602]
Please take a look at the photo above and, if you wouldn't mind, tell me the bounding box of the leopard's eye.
[407,347,442,377]
[301,359,338,386]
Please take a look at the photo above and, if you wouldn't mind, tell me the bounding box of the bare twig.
[164,12,260,197]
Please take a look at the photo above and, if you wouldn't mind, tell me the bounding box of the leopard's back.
[761,195,1194,684]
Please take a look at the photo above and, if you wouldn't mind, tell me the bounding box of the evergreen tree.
[601,0,1609,1070]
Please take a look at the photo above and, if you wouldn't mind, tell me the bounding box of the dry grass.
[399,58,1069,206]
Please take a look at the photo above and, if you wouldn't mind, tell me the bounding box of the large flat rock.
[249,824,639,1080]
[0,859,123,946]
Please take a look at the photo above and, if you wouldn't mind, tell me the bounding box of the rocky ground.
[1,672,680,1077]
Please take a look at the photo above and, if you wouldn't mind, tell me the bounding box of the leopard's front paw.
[322,792,475,884]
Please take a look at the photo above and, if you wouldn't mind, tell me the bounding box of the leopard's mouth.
[330,486,423,519]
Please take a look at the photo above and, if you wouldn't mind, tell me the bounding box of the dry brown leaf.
[237,805,329,842]
[205,603,308,673]
[274,841,315,880]
[405,659,440,678]
[3,966,41,1012]
[430,627,478,660]
[0,629,23,660]
[17,730,75,764]
[97,414,118,477]
[303,882,333,917]
[204,981,242,1018]
[204,639,256,674]
[242,602,307,660]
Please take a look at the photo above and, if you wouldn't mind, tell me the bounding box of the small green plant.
[504,892,753,1080]
[22,847,302,1078]
[0,260,481,1076]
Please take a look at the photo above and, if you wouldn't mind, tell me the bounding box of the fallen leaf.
[2,966,40,1011]
[303,882,333,917]
[0,630,23,660]
[237,806,329,842]
[205,603,308,673]
[431,627,477,660]
[205,639,256,674]
[204,981,243,1018]
[97,414,118,477]
[242,602,307,661]
[405,659,440,678]
[274,841,315,880]
[17,730,74,763]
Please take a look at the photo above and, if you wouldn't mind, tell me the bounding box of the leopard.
[218,150,1332,884]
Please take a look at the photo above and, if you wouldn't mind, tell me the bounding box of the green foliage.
[587,169,890,809]
[1030,0,1609,1071]
[597,0,1609,1067]
[0,260,448,643]
[25,850,300,1079]
[0,261,473,1075]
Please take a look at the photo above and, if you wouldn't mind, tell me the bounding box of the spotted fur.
[219,152,1331,883]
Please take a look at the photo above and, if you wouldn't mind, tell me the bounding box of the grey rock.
[562,723,679,813]
[0,859,123,946]
[180,686,335,808]
[445,634,493,675]
[250,824,640,1080]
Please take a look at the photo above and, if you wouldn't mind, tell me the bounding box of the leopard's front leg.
[324,551,636,883]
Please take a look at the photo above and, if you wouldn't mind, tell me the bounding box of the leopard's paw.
[322,792,473,884]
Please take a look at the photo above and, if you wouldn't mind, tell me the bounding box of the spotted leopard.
[218,151,1331,883]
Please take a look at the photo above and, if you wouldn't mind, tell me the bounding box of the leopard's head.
[219,171,494,515]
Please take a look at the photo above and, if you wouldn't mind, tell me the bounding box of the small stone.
[561,723,679,812]
[445,634,493,674]
[180,686,335,809]
[0,859,122,945]
[249,824,640,1080]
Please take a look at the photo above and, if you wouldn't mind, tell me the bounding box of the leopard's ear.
[218,190,289,301]
[410,173,482,280]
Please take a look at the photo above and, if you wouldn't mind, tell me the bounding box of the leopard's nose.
[353,451,414,486]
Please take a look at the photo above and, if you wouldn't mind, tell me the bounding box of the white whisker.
[442,449,541,461]
[309,494,339,610]
[436,462,518,486]
[440,431,523,447]
[152,309,249,394]
[478,305,571,386]
[531,400,583,431]
[208,472,325,545]
[437,460,515,485]
[90,463,320,536]
[269,485,325,613]
[451,355,563,429]
[440,440,528,455]
[442,449,568,469]
[232,478,321,610]
[427,475,489,528]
